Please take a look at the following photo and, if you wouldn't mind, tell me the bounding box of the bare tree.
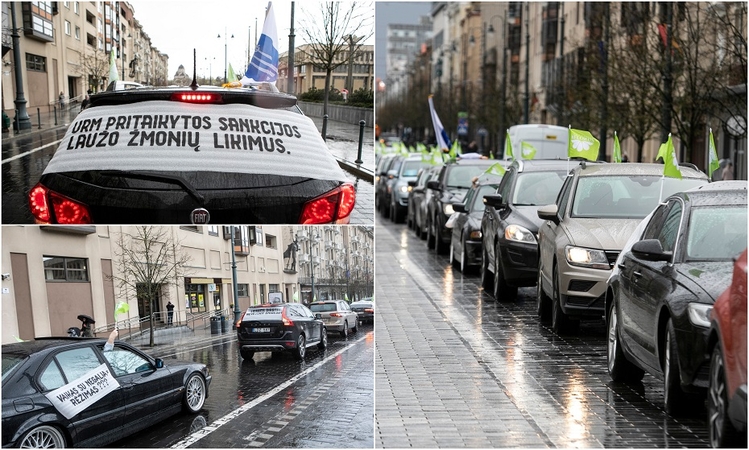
[78,50,110,93]
[299,1,373,115]
[109,227,192,347]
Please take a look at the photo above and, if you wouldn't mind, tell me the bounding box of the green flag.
[114,301,130,323]
[109,49,119,83]
[449,139,462,158]
[662,134,683,179]
[612,131,622,163]
[521,141,537,160]
[228,63,236,82]
[708,128,720,178]
[568,128,600,161]
[293,291,299,302]
[505,130,513,160]
[483,163,506,177]
[344,293,349,302]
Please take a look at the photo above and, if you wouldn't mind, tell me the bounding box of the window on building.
[269,284,279,293]
[74,1,79,14]
[25,53,46,72]
[64,20,70,35]
[208,226,219,236]
[22,2,54,40]
[63,1,69,8]
[43,256,89,282]
[179,225,200,233]
[97,18,102,34]
[256,228,264,246]
[265,234,277,249]
[75,26,80,40]
[98,38,103,50]
[238,284,249,297]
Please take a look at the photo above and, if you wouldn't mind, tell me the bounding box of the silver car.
[309,300,359,337]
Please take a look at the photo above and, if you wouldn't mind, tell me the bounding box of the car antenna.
[190,48,199,90]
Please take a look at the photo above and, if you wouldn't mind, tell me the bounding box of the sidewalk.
[122,321,237,358]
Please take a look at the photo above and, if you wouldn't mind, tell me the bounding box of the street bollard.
[54,106,58,126]
[356,120,365,164]
[321,114,328,142]
[37,108,41,129]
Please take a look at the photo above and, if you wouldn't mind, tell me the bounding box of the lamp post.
[230,227,240,324]
[218,28,234,84]
[205,57,215,85]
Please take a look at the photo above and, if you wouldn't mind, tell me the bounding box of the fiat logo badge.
[190,208,210,225]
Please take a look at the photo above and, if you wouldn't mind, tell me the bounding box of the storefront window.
[184,283,206,313]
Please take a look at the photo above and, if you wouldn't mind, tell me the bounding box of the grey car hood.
[564,218,642,250]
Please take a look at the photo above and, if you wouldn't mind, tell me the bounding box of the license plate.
[251,327,270,333]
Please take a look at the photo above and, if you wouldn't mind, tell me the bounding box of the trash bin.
[220,316,227,333]
[210,316,220,335]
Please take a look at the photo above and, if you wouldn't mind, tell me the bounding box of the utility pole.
[288,2,295,95]
[558,3,565,126]
[347,34,356,94]
[661,3,674,144]
[523,2,530,124]
[230,227,240,324]
[599,3,610,161]
[500,8,508,158]
[10,3,31,130]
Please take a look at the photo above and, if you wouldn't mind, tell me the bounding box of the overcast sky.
[130,1,374,80]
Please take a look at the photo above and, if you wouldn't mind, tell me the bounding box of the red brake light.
[330,312,342,317]
[298,183,356,224]
[29,184,51,223]
[365,308,374,313]
[281,308,294,326]
[49,190,92,224]
[171,93,222,104]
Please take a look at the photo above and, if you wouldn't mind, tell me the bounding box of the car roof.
[672,182,747,207]
[573,162,707,179]
[446,158,496,167]
[3,337,107,356]
[510,159,578,172]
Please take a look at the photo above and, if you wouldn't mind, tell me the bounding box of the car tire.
[663,319,687,414]
[493,244,517,301]
[19,425,66,448]
[536,268,552,322]
[294,334,307,360]
[551,267,578,334]
[351,319,358,333]
[481,247,494,292]
[340,321,349,338]
[317,328,328,350]
[382,199,390,219]
[708,344,743,448]
[240,347,255,360]
[606,302,645,382]
[434,225,445,254]
[184,373,207,413]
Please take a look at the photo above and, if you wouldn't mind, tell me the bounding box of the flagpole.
[659,176,665,204]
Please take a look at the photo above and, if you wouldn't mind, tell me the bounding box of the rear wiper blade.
[99,170,205,205]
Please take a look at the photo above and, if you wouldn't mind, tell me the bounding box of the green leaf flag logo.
[505,130,513,160]
[708,128,720,178]
[484,163,506,177]
[521,141,537,159]
[662,134,683,179]
[109,49,119,83]
[568,128,600,161]
[613,131,622,163]
[114,301,130,323]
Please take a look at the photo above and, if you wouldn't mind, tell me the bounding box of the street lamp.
[217,28,234,84]
[205,57,215,85]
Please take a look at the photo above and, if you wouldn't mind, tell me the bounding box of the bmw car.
[28,82,355,225]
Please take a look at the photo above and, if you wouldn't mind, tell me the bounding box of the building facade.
[277,43,374,96]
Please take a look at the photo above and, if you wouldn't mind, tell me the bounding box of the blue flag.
[428,95,451,152]
[241,2,279,84]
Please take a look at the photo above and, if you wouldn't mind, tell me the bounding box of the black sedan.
[449,180,500,273]
[26,83,354,225]
[350,299,375,324]
[606,181,747,414]
[2,337,210,448]
[236,303,327,360]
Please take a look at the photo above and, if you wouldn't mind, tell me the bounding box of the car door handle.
[633,271,642,278]
[617,262,626,270]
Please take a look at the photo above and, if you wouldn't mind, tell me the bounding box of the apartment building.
[277,43,374,96]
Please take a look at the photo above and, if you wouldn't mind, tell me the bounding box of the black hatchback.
[28,83,355,225]
[2,337,211,448]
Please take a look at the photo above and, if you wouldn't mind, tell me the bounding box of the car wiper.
[99,170,205,205]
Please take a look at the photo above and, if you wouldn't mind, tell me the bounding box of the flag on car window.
[428,95,452,152]
[483,163,506,177]
[241,2,279,84]
[521,141,537,160]
[109,49,119,83]
[449,138,462,158]
[505,130,513,160]
[568,128,600,161]
[612,131,622,163]
[708,128,720,178]
[662,134,683,179]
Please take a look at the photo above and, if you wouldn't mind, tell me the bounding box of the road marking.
[2,139,63,164]
[170,334,367,449]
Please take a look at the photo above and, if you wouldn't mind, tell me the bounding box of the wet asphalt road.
[374,212,711,448]
[112,324,373,448]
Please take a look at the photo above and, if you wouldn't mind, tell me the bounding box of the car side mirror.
[483,194,504,209]
[407,180,417,187]
[426,180,441,191]
[452,202,466,213]
[155,358,164,369]
[537,204,560,225]
[631,239,672,262]
[387,170,397,179]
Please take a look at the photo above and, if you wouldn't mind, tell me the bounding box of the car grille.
[568,280,597,292]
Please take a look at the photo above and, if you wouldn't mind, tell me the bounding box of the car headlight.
[469,230,482,239]
[443,203,454,215]
[505,224,537,244]
[399,185,409,193]
[687,303,713,328]
[565,245,609,270]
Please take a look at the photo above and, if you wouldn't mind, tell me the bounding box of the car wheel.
[393,204,403,223]
[240,347,255,360]
[551,267,578,334]
[19,425,66,448]
[382,199,390,218]
[663,319,688,414]
[317,327,328,350]
[294,334,307,360]
[340,321,349,338]
[493,244,517,301]
[183,373,207,413]
[536,268,552,322]
[708,344,743,448]
[481,247,494,292]
[434,225,445,254]
[606,302,645,382]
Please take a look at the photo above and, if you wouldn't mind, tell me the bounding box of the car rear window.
[687,206,747,261]
[310,303,337,312]
[446,165,493,189]
[402,161,427,177]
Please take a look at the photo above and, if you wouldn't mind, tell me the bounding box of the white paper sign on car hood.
[43,101,347,182]
[44,363,120,420]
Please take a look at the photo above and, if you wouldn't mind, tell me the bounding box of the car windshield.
[572,176,706,218]
[2,353,26,382]
[513,171,566,206]
[471,185,498,212]
[686,206,747,261]
[309,303,337,312]
[447,165,492,189]
[401,161,427,177]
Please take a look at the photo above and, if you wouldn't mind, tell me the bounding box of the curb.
[336,157,374,183]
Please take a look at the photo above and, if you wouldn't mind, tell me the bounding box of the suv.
[426,158,496,254]
[309,300,359,337]
[481,160,569,301]
[389,155,430,223]
[236,303,327,360]
[28,82,354,224]
[375,154,401,217]
[408,165,441,238]
[537,162,708,333]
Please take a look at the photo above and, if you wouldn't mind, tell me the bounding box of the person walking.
[58,92,65,110]
[166,301,175,325]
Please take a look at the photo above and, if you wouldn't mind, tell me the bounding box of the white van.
[504,124,568,160]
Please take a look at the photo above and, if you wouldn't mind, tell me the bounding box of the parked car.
[480,159,569,301]
[408,165,441,239]
[605,181,747,415]
[28,82,354,224]
[350,299,375,324]
[449,179,502,273]
[426,158,497,254]
[2,337,210,448]
[707,248,747,448]
[105,80,146,91]
[389,155,430,223]
[236,303,327,360]
[375,154,402,218]
[309,300,359,337]
[537,162,708,333]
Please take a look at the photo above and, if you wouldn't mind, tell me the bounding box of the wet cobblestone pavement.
[375,214,710,448]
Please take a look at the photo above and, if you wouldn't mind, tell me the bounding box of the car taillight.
[282,308,294,326]
[299,183,356,224]
[330,313,342,317]
[29,183,92,224]
[365,308,374,313]
[170,93,222,104]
